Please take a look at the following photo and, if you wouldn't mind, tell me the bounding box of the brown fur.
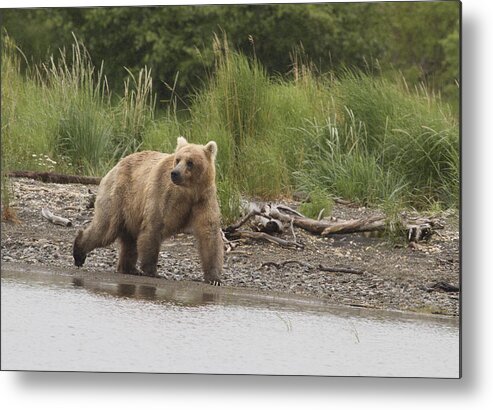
[73,137,223,285]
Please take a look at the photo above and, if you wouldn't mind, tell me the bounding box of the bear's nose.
[171,170,181,184]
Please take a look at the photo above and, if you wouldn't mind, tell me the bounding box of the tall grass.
[3,34,159,177]
[115,66,156,156]
[325,71,459,207]
[191,36,331,198]
[2,33,23,216]
[2,33,459,224]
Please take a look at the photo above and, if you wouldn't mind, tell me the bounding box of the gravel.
[1,178,460,316]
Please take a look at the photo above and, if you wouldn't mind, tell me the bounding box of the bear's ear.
[204,141,218,160]
[175,136,188,151]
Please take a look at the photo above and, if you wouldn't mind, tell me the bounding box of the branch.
[223,210,260,233]
[317,264,366,275]
[9,171,101,185]
[41,208,72,227]
[260,260,366,275]
[261,260,313,269]
[228,230,303,249]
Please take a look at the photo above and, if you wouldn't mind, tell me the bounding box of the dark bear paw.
[73,246,86,267]
[73,230,86,267]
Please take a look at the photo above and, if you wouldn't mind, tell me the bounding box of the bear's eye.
[175,157,181,165]
[186,160,194,169]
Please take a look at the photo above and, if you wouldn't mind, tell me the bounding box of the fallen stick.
[317,264,365,275]
[224,210,260,233]
[229,230,303,249]
[41,208,72,227]
[424,281,460,293]
[221,230,241,253]
[261,260,313,269]
[261,260,366,275]
[275,204,305,218]
[9,171,101,185]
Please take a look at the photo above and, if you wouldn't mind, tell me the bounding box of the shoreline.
[1,177,460,316]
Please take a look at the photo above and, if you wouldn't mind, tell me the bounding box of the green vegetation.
[1,28,459,223]
[299,191,334,220]
[1,3,460,109]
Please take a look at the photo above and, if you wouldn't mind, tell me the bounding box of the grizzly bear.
[73,137,223,285]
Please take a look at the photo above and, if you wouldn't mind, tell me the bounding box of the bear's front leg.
[137,229,161,277]
[193,214,224,286]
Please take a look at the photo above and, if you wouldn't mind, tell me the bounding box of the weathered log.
[256,215,284,234]
[224,206,284,235]
[321,216,385,235]
[265,204,442,241]
[41,208,72,227]
[268,207,334,235]
[228,230,303,249]
[8,171,101,185]
[255,204,284,234]
[226,201,444,251]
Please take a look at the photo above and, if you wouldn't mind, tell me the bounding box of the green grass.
[1,33,459,224]
[1,33,158,177]
[298,190,334,220]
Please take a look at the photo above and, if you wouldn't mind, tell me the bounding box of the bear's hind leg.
[117,233,139,275]
[73,219,119,267]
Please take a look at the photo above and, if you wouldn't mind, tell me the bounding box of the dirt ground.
[1,177,460,316]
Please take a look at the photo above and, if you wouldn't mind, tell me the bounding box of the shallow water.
[1,269,459,377]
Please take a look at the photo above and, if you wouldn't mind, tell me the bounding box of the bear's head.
[171,136,218,189]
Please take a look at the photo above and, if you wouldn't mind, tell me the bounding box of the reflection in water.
[138,285,157,300]
[1,269,459,376]
[73,277,220,307]
[117,283,137,297]
[201,292,216,304]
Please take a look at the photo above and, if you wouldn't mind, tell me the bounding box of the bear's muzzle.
[171,170,182,185]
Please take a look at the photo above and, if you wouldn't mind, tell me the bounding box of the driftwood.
[321,216,386,235]
[41,208,72,227]
[223,201,444,250]
[425,281,459,293]
[224,210,261,233]
[221,230,241,253]
[255,205,284,234]
[228,230,303,249]
[317,264,365,275]
[261,260,366,275]
[265,205,442,241]
[9,171,101,185]
[268,206,380,235]
[233,203,285,234]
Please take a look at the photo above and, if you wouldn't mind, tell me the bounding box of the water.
[1,268,459,377]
